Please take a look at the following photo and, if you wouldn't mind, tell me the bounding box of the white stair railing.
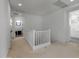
[26,29,51,50]
[33,29,51,50]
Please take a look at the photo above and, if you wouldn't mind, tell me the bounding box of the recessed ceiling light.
[70,0,74,2]
[18,3,22,6]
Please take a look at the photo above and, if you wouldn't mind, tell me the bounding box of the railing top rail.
[33,29,51,32]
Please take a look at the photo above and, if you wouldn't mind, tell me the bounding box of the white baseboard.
[33,42,50,50]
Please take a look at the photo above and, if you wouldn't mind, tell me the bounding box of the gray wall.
[0,0,11,57]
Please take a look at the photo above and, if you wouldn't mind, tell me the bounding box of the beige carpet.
[7,37,79,58]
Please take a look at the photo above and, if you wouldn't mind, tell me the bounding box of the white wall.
[23,14,43,44]
[0,0,11,57]
[25,30,34,48]
[42,8,70,43]
[23,15,42,32]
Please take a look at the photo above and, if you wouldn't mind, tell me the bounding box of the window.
[16,20,22,26]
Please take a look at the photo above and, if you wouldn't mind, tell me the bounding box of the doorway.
[69,10,79,41]
[15,30,23,37]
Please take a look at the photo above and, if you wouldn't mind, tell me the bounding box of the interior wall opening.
[15,20,23,37]
[10,14,24,39]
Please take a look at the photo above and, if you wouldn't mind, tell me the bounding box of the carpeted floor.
[7,37,79,58]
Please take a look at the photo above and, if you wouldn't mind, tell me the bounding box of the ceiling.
[10,0,79,16]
